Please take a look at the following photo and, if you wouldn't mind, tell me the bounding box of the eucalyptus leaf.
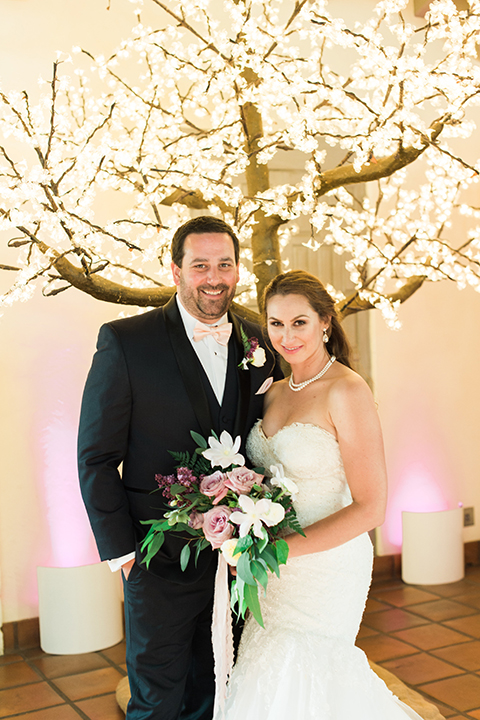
[149,531,165,557]
[234,535,253,554]
[275,538,290,565]
[256,529,269,554]
[190,430,208,449]
[259,546,279,577]
[180,543,191,571]
[233,577,245,618]
[251,559,269,591]
[237,551,257,586]
[244,582,264,628]
[169,483,187,495]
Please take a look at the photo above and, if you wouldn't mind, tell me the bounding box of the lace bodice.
[246,419,353,529]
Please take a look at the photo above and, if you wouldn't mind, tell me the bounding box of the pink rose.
[188,511,204,530]
[225,466,264,494]
[199,471,229,504]
[202,506,234,549]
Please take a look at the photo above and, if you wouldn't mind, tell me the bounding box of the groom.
[77,215,281,720]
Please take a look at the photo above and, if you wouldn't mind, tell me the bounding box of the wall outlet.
[464,507,475,527]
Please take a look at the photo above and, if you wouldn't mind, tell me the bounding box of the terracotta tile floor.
[358,565,480,718]
[1,566,480,719]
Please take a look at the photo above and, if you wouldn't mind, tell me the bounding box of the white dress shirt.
[108,296,230,572]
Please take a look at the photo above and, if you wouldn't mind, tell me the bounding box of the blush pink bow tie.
[193,322,232,346]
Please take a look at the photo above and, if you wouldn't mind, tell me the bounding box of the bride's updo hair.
[263,270,353,369]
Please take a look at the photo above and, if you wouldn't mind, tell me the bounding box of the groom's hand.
[121,557,135,580]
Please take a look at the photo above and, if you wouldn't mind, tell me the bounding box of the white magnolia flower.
[270,464,299,500]
[230,494,285,538]
[202,430,245,469]
[220,538,242,567]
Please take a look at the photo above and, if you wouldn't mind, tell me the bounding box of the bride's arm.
[285,373,387,558]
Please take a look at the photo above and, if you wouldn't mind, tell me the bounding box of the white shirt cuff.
[107,551,136,572]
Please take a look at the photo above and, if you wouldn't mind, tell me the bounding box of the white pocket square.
[255,377,274,395]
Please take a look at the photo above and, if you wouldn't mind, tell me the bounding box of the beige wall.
[0,0,141,623]
[373,281,480,555]
[0,288,123,621]
[1,0,480,626]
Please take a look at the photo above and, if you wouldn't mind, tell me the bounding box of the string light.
[0,0,479,324]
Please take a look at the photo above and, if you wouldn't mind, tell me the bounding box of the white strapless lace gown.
[222,420,422,720]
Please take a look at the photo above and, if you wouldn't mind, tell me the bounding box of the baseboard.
[3,541,480,652]
[372,539,480,584]
[2,617,40,652]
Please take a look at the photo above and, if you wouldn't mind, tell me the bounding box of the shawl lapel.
[230,312,251,439]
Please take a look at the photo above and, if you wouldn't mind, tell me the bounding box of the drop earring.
[323,328,329,343]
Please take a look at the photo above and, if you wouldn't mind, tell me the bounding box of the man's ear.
[171,261,181,287]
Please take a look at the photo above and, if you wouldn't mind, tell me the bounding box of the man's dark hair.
[171,215,240,267]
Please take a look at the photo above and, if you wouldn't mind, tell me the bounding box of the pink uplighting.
[34,346,99,568]
[384,459,451,549]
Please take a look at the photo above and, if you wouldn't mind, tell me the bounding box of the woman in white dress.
[222,270,422,720]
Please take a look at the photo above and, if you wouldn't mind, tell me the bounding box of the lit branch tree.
[0,0,479,325]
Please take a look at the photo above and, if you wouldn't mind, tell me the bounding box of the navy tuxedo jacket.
[78,295,281,584]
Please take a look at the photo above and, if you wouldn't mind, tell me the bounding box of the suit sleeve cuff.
[107,551,136,572]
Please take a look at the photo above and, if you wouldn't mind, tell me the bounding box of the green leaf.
[259,546,280,577]
[194,537,210,566]
[240,324,249,349]
[256,528,269,553]
[169,483,187,495]
[190,430,208,449]
[244,582,264,627]
[236,551,257,586]
[234,535,253,554]
[275,538,290,565]
[169,450,193,468]
[141,529,165,568]
[180,543,191,571]
[140,518,169,528]
[251,559,269,591]
[285,508,306,537]
[231,577,245,619]
[149,531,165,556]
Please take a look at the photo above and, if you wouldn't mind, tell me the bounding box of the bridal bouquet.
[141,430,304,626]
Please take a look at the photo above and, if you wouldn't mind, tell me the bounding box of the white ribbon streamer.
[212,554,234,720]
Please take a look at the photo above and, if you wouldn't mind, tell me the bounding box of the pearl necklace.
[288,356,336,392]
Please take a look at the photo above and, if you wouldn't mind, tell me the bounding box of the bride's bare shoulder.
[263,377,289,411]
[328,363,376,411]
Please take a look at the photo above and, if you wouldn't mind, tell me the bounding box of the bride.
[221,270,422,720]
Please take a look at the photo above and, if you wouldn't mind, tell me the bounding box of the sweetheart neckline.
[257,419,338,444]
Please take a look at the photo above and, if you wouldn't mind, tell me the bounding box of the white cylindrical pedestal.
[402,508,464,585]
[37,562,123,654]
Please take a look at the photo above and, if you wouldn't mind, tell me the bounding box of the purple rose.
[199,471,229,504]
[188,511,204,530]
[202,506,234,549]
[225,466,264,494]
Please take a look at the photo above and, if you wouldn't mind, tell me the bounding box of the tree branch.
[316,118,446,197]
[337,276,427,319]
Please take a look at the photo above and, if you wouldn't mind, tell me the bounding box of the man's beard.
[179,279,236,321]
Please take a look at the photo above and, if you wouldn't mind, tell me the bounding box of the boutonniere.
[238,325,266,370]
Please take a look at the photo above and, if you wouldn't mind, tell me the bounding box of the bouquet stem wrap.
[212,555,234,720]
